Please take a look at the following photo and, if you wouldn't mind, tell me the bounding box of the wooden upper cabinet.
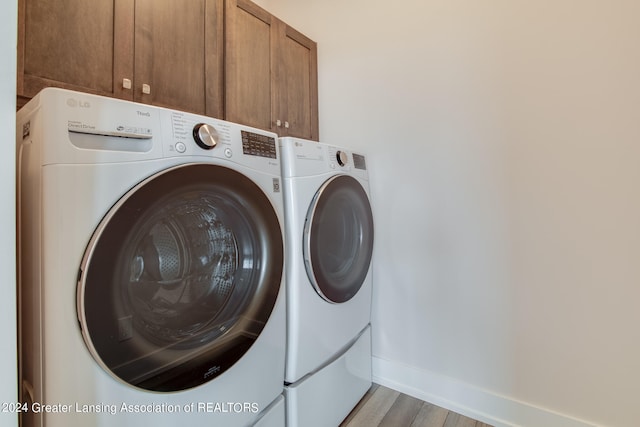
[277,23,319,141]
[17,0,223,116]
[17,0,127,101]
[224,0,274,133]
[17,0,314,128]
[225,0,319,140]
[134,0,223,116]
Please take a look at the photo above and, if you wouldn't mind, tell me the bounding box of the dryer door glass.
[304,175,374,303]
[78,164,283,392]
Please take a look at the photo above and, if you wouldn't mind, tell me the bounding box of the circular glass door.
[303,175,374,303]
[77,164,283,392]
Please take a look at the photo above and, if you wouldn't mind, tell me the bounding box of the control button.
[336,150,348,166]
[224,148,233,158]
[193,123,219,150]
[175,142,186,153]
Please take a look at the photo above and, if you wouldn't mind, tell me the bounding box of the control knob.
[336,150,348,166]
[193,123,219,150]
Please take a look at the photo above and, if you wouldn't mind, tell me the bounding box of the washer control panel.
[169,111,232,154]
[166,110,279,168]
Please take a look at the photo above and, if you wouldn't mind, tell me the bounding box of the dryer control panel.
[326,146,353,172]
[279,137,369,180]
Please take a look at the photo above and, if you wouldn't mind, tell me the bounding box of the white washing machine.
[17,88,287,427]
[279,137,374,427]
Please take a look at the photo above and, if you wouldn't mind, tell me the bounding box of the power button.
[175,142,186,153]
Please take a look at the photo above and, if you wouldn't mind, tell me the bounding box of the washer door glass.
[77,164,283,392]
[304,175,374,303]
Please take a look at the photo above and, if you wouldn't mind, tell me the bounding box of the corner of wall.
[372,357,597,427]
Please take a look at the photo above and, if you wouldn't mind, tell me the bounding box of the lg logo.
[66,98,90,108]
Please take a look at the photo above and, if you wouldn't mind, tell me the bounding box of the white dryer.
[279,137,374,427]
[17,88,286,427]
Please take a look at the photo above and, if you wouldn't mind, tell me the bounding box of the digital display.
[241,131,277,159]
[353,153,367,170]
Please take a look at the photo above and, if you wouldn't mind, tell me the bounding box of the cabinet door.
[134,0,223,116]
[277,23,319,141]
[17,0,133,101]
[225,0,319,140]
[224,0,275,132]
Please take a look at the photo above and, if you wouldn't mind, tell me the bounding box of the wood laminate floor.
[340,384,492,427]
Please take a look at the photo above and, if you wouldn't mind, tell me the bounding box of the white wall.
[1,1,18,426]
[256,1,640,426]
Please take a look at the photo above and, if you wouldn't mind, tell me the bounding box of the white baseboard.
[372,357,596,427]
